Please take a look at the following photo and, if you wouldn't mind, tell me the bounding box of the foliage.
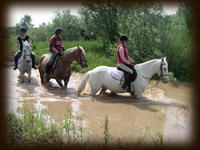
[6,1,192,81]
[8,104,166,145]
[103,115,110,144]
[80,0,119,43]
[16,15,34,34]
[52,10,82,41]
[7,102,63,145]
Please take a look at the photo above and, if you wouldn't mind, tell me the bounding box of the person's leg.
[117,63,133,74]
[44,52,57,78]
[117,63,133,92]
[31,51,37,69]
[13,50,22,70]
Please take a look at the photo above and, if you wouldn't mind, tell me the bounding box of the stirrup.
[13,66,18,70]
[122,84,130,92]
[32,65,37,69]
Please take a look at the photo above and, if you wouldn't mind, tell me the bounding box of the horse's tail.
[77,71,91,96]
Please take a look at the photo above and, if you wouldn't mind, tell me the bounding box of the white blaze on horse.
[18,41,32,83]
[77,57,169,99]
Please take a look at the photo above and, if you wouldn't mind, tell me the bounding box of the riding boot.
[13,58,18,70]
[122,72,131,92]
[13,51,20,70]
[44,63,51,78]
[31,52,37,69]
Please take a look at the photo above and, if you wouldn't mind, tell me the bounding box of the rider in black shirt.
[13,27,37,70]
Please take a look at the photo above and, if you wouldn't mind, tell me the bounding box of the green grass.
[8,103,165,146]
[6,37,115,73]
[103,115,110,145]
[31,40,116,73]
[7,102,63,145]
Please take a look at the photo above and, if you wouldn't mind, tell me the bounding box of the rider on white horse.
[13,27,37,70]
[117,35,137,92]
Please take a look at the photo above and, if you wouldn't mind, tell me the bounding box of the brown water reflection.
[5,68,193,144]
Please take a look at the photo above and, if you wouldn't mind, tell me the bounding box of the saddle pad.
[111,68,125,82]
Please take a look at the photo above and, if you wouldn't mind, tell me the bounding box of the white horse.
[77,57,169,99]
[18,41,32,83]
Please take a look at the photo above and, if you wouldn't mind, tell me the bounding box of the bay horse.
[77,57,169,99]
[18,41,32,83]
[39,46,88,87]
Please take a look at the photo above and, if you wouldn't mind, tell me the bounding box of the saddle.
[52,54,60,69]
[111,66,137,83]
[115,65,137,92]
[117,66,137,83]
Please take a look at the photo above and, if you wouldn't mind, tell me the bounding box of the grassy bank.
[6,40,117,73]
[5,39,177,80]
[7,102,165,147]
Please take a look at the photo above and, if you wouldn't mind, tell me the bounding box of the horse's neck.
[62,49,78,65]
[139,60,160,79]
[19,51,24,61]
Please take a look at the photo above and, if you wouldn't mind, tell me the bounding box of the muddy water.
[5,68,193,144]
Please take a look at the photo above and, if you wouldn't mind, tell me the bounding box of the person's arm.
[128,56,135,64]
[50,37,59,53]
[51,47,59,53]
[16,40,20,49]
[119,47,131,65]
[28,37,31,45]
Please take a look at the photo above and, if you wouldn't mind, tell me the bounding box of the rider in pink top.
[117,35,137,92]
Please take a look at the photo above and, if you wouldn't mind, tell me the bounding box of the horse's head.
[75,46,88,68]
[159,57,169,83]
[22,41,32,64]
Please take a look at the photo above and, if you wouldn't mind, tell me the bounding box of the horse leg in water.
[134,88,144,99]
[64,72,71,88]
[27,71,31,82]
[99,86,107,96]
[39,69,45,84]
[89,79,102,96]
[55,78,64,87]
[19,71,24,83]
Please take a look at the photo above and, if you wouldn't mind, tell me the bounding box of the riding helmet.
[55,28,63,35]
[120,35,128,42]
[20,27,27,33]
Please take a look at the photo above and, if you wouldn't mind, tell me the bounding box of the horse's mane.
[136,59,161,67]
[64,46,86,56]
[23,41,31,51]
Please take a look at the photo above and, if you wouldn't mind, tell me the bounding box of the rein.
[18,53,31,64]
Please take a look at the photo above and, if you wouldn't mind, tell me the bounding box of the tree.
[52,10,81,41]
[80,0,119,43]
[16,15,33,34]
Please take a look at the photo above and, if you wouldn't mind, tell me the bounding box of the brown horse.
[39,46,88,87]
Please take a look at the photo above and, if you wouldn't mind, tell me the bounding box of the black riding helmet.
[120,35,128,42]
[20,27,27,33]
[55,28,62,35]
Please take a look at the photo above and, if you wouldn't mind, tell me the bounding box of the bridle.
[18,49,31,64]
[141,62,169,88]
[159,63,169,78]
[77,48,87,66]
